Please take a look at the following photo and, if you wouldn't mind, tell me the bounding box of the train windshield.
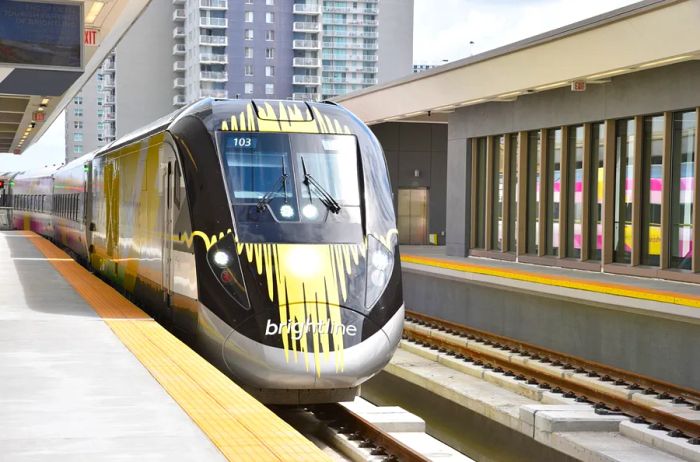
[219,132,361,231]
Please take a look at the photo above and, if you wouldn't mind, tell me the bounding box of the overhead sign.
[571,80,587,92]
[0,0,83,69]
[84,28,98,46]
[32,111,45,122]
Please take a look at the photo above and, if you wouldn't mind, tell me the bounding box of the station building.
[336,0,700,284]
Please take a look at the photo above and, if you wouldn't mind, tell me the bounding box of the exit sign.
[571,80,586,92]
[84,29,98,46]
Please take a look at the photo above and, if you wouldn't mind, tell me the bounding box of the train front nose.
[220,304,403,393]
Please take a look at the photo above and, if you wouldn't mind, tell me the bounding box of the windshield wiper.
[256,162,289,211]
[301,156,341,214]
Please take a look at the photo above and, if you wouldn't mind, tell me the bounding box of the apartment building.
[65,0,413,161]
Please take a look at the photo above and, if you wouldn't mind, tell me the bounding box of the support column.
[446,137,470,256]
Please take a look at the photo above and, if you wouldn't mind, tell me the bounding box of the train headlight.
[279,204,295,219]
[365,236,394,309]
[213,250,230,267]
[302,203,318,220]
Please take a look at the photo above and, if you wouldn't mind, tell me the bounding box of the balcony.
[325,65,378,73]
[323,76,379,85]
[323,30,378,39]
[323,42,378,50]
[323,6,378,14]
[173,43,186,55]
[173,61,185,71]
[327,53,378,61]
[200,17,227,28]
[293,40,320,50]
[173,26,185,38]
[172,9,185,21]
[173,95,186,106]
[293,57,321,67]
[103,112,115,121]
[173,78,185,88]
[199,53,228,64]
[293,4,321,14]
[292,92,321,102]
[102,78,115,88]
[200,35,227,46]
[324,18,377,26]
[101,60,115,72]
[293,21,320,32]
[200,71,228,81]
[293,75,321,85]
[200,0,227,9]
[200,89,228,98]
[103,95,115,105]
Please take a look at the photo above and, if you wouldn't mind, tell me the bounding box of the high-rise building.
[66,0,413,161]
[64,52,116,163]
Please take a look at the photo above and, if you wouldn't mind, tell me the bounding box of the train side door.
[161,149,176,307]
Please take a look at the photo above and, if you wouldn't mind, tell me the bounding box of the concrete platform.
[379,343,687,462]
[0,232,224,460]
[0,231,328,461]
[400,245,700,390]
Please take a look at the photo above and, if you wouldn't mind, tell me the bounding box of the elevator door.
[398,188,428,245]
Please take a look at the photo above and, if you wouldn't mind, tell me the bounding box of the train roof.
[99,98,345,153]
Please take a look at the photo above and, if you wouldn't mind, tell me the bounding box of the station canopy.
[0,0,151,155]
[334,0,700,125]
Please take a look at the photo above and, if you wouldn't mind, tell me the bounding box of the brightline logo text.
[265,319,358,341]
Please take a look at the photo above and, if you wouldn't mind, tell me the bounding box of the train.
[5,98,404,404]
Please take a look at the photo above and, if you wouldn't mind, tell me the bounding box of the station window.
[507,134,519,252]
[491,135,505,251]
[473,138,487,249]
[565,126,584,259]
[526,131,541,254]
[545,128,562,256]
[588,123,605,261]
[669,111,696,270]
[640,115,664,266]
[613,119,635,264]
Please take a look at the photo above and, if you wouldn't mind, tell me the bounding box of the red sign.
[84,29,98,46]
[571,80,587,92]
[14,149,21,155]
[32,111,45,122]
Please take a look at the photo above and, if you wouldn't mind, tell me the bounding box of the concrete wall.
[402,267,700,390]
[377,0,414,84]
[445,60,700,257]
[115,0,174,137]
[371,122,447,242]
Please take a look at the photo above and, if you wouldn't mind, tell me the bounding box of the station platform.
[0,231,329,461]
[399,245,700,391]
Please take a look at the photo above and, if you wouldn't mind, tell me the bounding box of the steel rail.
[403,322,700,440]
[406,309,700,407]
[313,403,431,462]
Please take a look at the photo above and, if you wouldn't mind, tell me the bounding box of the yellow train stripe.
[27,233,329,462]
[401,254,700,309]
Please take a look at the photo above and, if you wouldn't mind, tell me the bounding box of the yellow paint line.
[401,254,700,309]
[26,232,329,462]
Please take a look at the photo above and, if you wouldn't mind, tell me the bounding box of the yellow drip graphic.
[237,242,365,376]
[220,103,351,135]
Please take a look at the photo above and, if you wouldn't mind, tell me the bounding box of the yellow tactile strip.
[26,232,329,462]
[401,254,700,309]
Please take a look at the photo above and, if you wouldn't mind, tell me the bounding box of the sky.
[0,0,640,171]
[412,0,638,63]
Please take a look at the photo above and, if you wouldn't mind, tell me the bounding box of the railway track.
[310,403,431,462]
[403,309,700,445]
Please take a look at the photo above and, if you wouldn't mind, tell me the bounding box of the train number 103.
[232,137,253,147]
